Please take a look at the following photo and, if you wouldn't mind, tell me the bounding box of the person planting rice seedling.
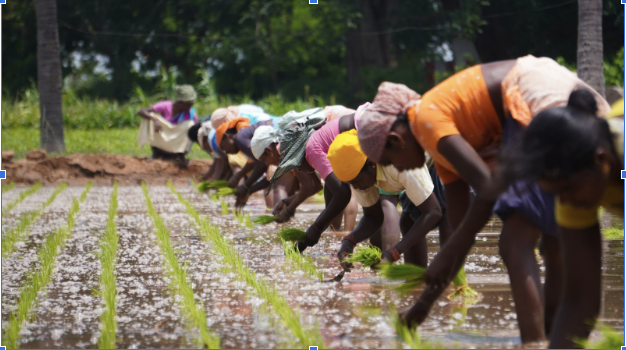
[500,89,624,348]
[251,115,325,223]
[356,56,610,345]
[216,117,297,210]
[137,85,199,165]
[269,105,376,252]
[326,129,451,272]
[187,121,246,182]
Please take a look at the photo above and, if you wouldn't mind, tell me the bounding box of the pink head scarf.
[211,106,240,129]
[357,82,421,162]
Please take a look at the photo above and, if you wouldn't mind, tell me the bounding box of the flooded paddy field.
[2,184,623,349]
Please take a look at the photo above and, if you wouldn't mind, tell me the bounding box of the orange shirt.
[408,65,502,184]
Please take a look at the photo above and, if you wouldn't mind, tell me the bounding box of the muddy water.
[1,185,623,349]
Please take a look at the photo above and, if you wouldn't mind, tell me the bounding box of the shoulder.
[153,100,172,111]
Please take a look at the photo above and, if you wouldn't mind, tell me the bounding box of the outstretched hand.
[337,240,355,272]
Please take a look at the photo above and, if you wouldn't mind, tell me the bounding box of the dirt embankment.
[3,151,211,186]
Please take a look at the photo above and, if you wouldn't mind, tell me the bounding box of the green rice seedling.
[448,266,479,301]
[580,324,624,349]
[244,213,254,229]
[197,180,230,193]
[2,182,67,258]
[279,228,307,242]
[167,182,324,348]
[253,215,278,225]
[379,263,426,297]
[233,209,244,223]
[220,200,229,215]
[97,182,119,349]
[142,182,220,349]
[342,244,382,267]
[4,183,91,349]
[4,181,42,213]
[283,241,323,281]
[602,227,624,240]
[3,181,16,192]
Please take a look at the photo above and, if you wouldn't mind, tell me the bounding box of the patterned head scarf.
[251,125,282,160]
[211,106,240,129]
[358,82,421,162]
[269,110,327,189]
[175,85,197,102]
[327,129,368,182]
[215,117,251,148]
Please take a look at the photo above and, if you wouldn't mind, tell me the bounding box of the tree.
[577,0,605,97]
[33,0,65,152]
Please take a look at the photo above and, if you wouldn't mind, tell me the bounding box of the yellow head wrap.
[327,129,368,182]
[607,98,624,118]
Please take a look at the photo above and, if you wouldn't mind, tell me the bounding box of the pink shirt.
[152,101,198,125]
[305,118,341,180]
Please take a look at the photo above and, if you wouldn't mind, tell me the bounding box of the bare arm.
[138,107,156,120]
[392,194,442,257]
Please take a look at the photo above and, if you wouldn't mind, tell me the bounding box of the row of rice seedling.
[141,182,221,349]
[3,181,16,193]
[4,182,92,349]
[282,241,324,281]
[4,181,42,213]
[2,182,67,258]
[167,183,325,348]
[97,182,119,349]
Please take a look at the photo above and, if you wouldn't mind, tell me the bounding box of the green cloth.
[379,188,404,196]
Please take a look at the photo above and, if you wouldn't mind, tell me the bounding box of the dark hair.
[501,89,613,183]
[187,123,201,143]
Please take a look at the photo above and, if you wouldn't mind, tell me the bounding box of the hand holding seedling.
[337,240,355,272]
[276,209,291,223]
[272,200,286,216]
[398,284,444,328]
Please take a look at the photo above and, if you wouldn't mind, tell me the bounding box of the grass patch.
[279,228,307,242]
[142,182,220,349]
[97,182,119,349]
[167,182,324,348]
[4,182,92,349]
[2,128,211,160]
[2,182,67,258]
[3,181,16,192]
[342,244,382,267]
[4,181,42,213]
[602,227,624,240]
[283,241,323,281]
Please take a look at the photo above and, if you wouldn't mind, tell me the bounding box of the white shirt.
[352,164,434,208]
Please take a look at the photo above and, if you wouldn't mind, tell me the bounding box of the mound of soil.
[4,153,211,186]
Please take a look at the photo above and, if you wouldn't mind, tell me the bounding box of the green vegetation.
[252,215,278,225]
[167,182,324,348]
[4,183,92,349]
[4,181,42,213]
[283,241,323,282]
[244,213,254,229]
[142,182,220,349]
[279,228,307,242]
[2,128,211,160]
[379,263,426,297]
[97,182,119,349]
[449,267,479,301]
[209,187,237,201]
[342,244,382,267]
[220,201,229,215]
[2,182,67,258]
[197,180,230,193]
[581,325,624,349]
[602,227,624,240]
[3,181,16,192]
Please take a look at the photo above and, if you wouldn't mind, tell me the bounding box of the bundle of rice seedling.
[448,266,479,301]
[197,180,229,193]
[209,187,237,201]
[252,215,278,225]
[342,244,382,267]
[379,263,426,296]
[581,324,624,349]
[279,228,306,242]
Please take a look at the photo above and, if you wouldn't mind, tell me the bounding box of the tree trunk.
[33,0,65,152]
[577,0,605,98]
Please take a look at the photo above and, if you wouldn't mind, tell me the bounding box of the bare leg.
[343,192,358,232]
[541,234,563,337]
[324,184,344,231]
[380,195,401,251]
[499,212,545,343]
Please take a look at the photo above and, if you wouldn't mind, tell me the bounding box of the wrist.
[342,235,357,247]
[283,207,295,217]
[389,247,401,262]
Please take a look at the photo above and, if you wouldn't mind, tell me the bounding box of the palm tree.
[33,0,65,152]
[577,0,605,98]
